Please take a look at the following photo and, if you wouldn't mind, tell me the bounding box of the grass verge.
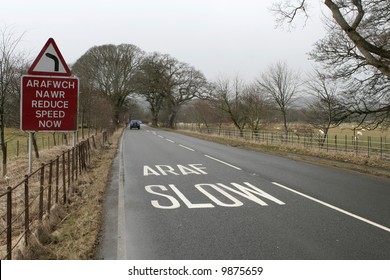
[19,128,123,259]
[175,130,390,178]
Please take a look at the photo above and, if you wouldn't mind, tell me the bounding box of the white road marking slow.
[272,182,390,233]
[179,144,195,152]
[204,154,242,170]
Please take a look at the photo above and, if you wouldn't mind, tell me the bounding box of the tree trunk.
[151,108,159,127]
[0,128,6,177]
[282,110,288,136]
[167,111,177,129]
[80,111,85,139]
[52,132,57,146]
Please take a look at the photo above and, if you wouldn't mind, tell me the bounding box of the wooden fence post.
[55,156,59,204]
[345,135,347,152]
[62,152,66,204]
[67,150,71,193]
[92,135,96,149]
[6,187,12,260]
[48,161,53,214]
[39,163,45,222]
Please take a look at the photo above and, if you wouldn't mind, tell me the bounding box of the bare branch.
[270,0,309,28]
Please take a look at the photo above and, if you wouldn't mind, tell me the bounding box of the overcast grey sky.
[2,0,327,80]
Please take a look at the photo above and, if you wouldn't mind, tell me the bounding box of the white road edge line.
[272,182,390,233]
[166,139,175,143]
[179,144,195,152]
[117,132,127,259]
[204,154,242,170]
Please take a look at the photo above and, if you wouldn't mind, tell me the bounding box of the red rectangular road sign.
[21,75,79,131]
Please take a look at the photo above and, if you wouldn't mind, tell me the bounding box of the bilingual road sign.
[21,75,79,131]
[21,38,78,131]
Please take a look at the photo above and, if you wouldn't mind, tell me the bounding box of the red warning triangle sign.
[28,38,72,76]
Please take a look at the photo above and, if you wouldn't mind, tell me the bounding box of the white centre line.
[179,144,195,152]
[166,139,175,143]
[157,135,164,139]
[204,154,242,170]
[272,182,390,233]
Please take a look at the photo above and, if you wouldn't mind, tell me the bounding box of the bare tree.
[211,76,249,137]
[164,62,208,129]
[0,26,26,176]
[309,25,390,127]
[273,0,390,128]
[133,53,174,127]
[180,100,212,132]
[271,0,390,78]
[256,61,300,135]
[242,83,274,132]
[304,70,346,144]
[72,44,144,124]
[135,53,208,128]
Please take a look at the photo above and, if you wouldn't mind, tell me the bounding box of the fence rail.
[3,132,75,158]
[177,125,390,161]
[0,130,112,260]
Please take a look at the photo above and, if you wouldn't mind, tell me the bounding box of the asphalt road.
[97,126,390,260]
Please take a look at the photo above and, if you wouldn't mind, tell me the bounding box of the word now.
[38,120,62,128]
[145,182,285,209]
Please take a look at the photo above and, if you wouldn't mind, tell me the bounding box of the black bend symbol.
[45,53,59,71]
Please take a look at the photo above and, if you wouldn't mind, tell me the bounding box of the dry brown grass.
[176,130,390,178]
[10,128,123,259]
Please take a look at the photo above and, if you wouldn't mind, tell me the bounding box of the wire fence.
[177,124,390,161]
[0,129,114,260]
[2,130,104,159]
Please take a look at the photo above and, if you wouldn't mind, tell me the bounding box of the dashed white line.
[204,154,242,170]
[179,144,195,152]
[166,139,175,143]
[272,182,390,233]
[157,135,164,139]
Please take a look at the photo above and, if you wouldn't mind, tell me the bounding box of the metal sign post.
[28,132,33,173]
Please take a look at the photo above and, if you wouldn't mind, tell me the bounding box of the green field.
[177,122,390,161]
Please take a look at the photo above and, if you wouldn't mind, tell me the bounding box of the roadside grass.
[36,128,122,259]
[175,129,390,178]
[4,128,123,259]
[178,124,390,156]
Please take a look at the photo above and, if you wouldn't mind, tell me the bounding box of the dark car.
[129,120,141,129]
